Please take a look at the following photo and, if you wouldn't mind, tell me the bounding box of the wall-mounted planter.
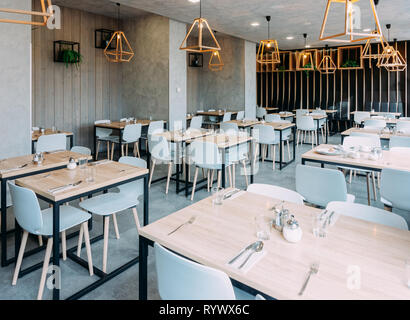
[95,29,115,49]
[188,53,203,68]
[296,49,317,71]
[54,40,82,68]
[272,51,294,72]
[338,45,363,70]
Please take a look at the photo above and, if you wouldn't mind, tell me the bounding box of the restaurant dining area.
[0,0,410,305]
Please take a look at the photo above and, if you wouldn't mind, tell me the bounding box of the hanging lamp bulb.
[256,16,280,64]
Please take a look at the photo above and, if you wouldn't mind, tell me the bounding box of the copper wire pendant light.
[0,0,53,26]
[361,0,386,60]
[296,34,315,71]
[377,25,407,72]
[180,0,221,53]
[256,16,280,64]
[319,0,382,43]
[209,50,224,71]
[318,45,337,74]
[104,3,134,63]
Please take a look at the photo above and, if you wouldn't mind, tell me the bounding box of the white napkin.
[227,248,266,274]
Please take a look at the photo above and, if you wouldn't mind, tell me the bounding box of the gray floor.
[0,133,408,300]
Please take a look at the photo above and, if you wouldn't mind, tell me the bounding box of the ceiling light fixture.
[180,0,221,53]
[251,22,260,27]
[361,0,386,61]
[296,34,315,71]
[188,0,201,3]
[318,45,337,74]
[209,50,224,71]
[377,24,407,72]
[104,3,134,63]
[0,0,53,26]
[286,36,294,40]
[256,16,280,64]
[319,0,383,43]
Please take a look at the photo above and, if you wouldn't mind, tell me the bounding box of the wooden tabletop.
[264,107,279,111]
[155,129,213,143]
[193,134,253,149]
[271,112,295,118]
[224,120,260,128]
[302,144,410,172]
[32,129,73,141]
[15,161,148,202]
[259,121,296,131]
[351,111,402,117]
[196,111,238,117]
[94,120,159,130]
[0,151,92,179]
[139,191,410,300]
[294,109,337,114]
[360,118,410,125]
[341,128,410,140]
[223,120,295,130]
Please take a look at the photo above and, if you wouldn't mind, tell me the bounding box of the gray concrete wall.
[122,14,170,121]
[168,20,187,130]
[244,40,257,119]
[0,0,31,158]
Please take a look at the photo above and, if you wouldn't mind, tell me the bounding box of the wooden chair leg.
[82,221,93,276]
[366,173,371,206]
[228,165,232,188]
[132,207,141,230]
[61,231,67,261]
[210,170,215,189]
[96,141,101,160]
[77,223,84,257]
[296,130,300,146]
[103,216,110,273]
[121,144,124,157]
[286,140,291,160]
[349,170,353,184]
[384,205,393,212]
[126,144,129,156]
[242,160,249,186]
[136,141,141,158]
[371,172,377,201]
[232,163,236,188]
[311,131,314,149]
[191,167,199,201]
[112,213,120,239]
[106,141,110,160]
[37,238,53,300]
[207,169,211,192]
[38,235,43,247]
[272,145,276,170]
[166,162,172,194]
[148,159,156,187]
[12,230,28,286]
[281,141,285,162]
[111,143,115,160]
[217,170,222,188]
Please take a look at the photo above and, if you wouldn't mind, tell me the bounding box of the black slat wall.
[257,41,409,118]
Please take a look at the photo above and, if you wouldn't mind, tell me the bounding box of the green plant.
[61,49,83,69]
[341,59,359,68]
[278,65,286,72]
[303,63,312,77]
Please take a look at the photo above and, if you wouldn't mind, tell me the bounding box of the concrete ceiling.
[56,0,410,50]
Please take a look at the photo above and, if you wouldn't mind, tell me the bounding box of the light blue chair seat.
[71,146,92,156]
[380,168,410,212]
[79,193,139,217]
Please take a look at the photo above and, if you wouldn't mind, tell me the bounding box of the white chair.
[71,146,91,156]
[189,116,203,130]
[380,168,410,212]
[9,183,93,300]
[155,243,259,300]
[79,157,146,273]
[256,107,267,120]
[326,201,408,230]
[311,109,327,140]
[295,109,309,117]
[252,124,280,170]
[396,121,410,134]
[353,111,371,127]
[247,184,304,205]
[399,117,410,120]
[296,115,316,148]
[364,119,386,130]
[265,114,281,122]
[222,112,232,122]
[224,133,250,188]
[208,109,218,123]
[144,120,165,151]
[95,120,114,160]
[389,136,410,149]
[110,124,142,160]
[296,165,355,207]
[220,122,239,134]
[236,111,245,121]
[274,119,292,161]
[36,133,67,153]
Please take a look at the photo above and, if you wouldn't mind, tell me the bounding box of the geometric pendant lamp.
[318,45,337,74]
[104,3,134,63]
[209,50,224,71]
[296,34,315,71]
[180,0,221,53]
[361,1,384,60]
[377,26,407,72]
[256,16,280,64]
[319,0,383,43]
[0,0,53,26]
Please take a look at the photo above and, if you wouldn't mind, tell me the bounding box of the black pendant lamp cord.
[200,0,202,18]
[117,3,120,30]
[266,16,271,39]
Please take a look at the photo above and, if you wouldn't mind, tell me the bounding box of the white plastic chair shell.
[36,134,67,153]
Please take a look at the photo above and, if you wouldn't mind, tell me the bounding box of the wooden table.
[341,128,410,143]
[197,111,239,126]
[294,109,338,115]
[264,107,279,113]
[138,191,410,300]
[223,120,260,128]
[31,129,74,154]
[351,111,402,118]
[15,161,149,300]
[0,151,92,267]
[271,112,295,121]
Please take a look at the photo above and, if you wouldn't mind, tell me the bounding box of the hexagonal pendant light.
[104,3,134,63]
[318,46,337,74]
[377,25,407,72]
[296,34,315,71]
[0,0,53,26]
[180,0,221,53]
[256,16,280,64]
[319,0,383,43]
[209,50,224,71]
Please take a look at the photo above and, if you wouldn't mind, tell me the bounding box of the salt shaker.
[283,215,303,243]
[67,157,77,170]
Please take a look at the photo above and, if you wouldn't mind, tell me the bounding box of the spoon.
[239,241,264,269]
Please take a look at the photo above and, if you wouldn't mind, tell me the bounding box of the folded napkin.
[227,247,266,274]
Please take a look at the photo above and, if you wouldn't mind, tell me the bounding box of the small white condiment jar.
[283,215,303,243]
[67,158,77,170]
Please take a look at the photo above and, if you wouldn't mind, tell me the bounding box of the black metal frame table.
[14,167,149,300]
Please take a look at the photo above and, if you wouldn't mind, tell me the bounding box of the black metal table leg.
[93,126,97,160]
[316,119,320,145]
[175,142,180,193]
[325,117,329,144]
[1,179,7,267]
[185,161,189,198]
[292,126,296,162]
[221,149,226,188]
[31,141,35,154]
[52,203,61,300]
[69,135,73,149]
[279,130,283,170]
[139,236,148,300]
[250,140,254,184]
[119,129,123,161]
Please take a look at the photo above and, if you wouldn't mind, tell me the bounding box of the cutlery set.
[228,241,264,270]
[48,180,82,194]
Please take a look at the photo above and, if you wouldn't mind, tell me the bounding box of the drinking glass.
[406,259,410,289]
[51,126,56,132]
[254,215,270,240]
[212,187,224,205]
[312,213,328,238]
[78,157,88,169]
[86,167,96,183]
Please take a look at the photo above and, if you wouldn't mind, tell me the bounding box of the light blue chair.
[252,124,280,170]
[396,121,410,134]
[265,114,281,122]
[71,146,91,156]
[236,111,245,121]
[389,136,410,149]
[110,123,142,159]
[247,183,304,205]
[296,115,316,147]
[79,157,146,273]
[380,168,410,212]
[95,120,114,160]
[273,119,292,161]
[220,122,239,134]
[326,201,408,230]
[9,183,93,300]
[296,165,355,207]
[155,243,258,300]
[256,107,267,120]
[223,112,232,122]
[295,109,309,117]
[189,116,203,130]
[36,133,67,153]
[311,109,327,139]
[353,112,371,127]
[364,119,386,130]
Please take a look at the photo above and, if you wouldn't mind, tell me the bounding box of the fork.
[168,216,196,236]
[298,263,320,296]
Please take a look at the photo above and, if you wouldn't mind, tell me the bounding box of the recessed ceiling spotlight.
[305,45,311,48]
[251,22,260,27]
[188,0,200,3]
[363,28,372,32]
[286,36,294,40]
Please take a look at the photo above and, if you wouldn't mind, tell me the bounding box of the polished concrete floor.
[0,133,408,300]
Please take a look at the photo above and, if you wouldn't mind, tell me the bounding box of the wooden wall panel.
[32,4,122,151]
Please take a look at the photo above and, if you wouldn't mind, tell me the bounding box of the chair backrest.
[296,165,348,207]
[222,112,232,122]
[149,135,171,161]
[71,146,91,156]
[123,124,142,142]
[343,136,381,149]
[354,111,371,124]
[8,183,43,234]
[265,114,281,122]
[350,131,380,139]
[189,116,203,130]
[381,168,410,211]
[148,121,164,136]
[364,119,386,129]
[36,133,67,153]
[220,122,239,134]
[189,140,222,169]
[296,115,314,130]
[296,109,309,117]
[256,107,267,118]
[252,124,277,145]
[389,136,410,149]
[154,243,236,300]
[399,117,410,120]
[118,157,147,197]
[396,121,410,133]
[247,184,304,205]
[95,120,113,139]
[236,111,245,120]
[326,201,408,230]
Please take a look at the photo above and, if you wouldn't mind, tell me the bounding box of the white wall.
[244,40,257,119]
[0,0,31,158]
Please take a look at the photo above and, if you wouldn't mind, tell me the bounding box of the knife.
[223,189,240,200]
[228,242,256,265]
[48,180,82,193]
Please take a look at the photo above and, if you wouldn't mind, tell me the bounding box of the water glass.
[254,215,270,240]
[78,157,88,169]
[51,126,56,132]
[312,213,328,238]
[86,167,96,183]
[406,259,410,288]
[212,187,224,205]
